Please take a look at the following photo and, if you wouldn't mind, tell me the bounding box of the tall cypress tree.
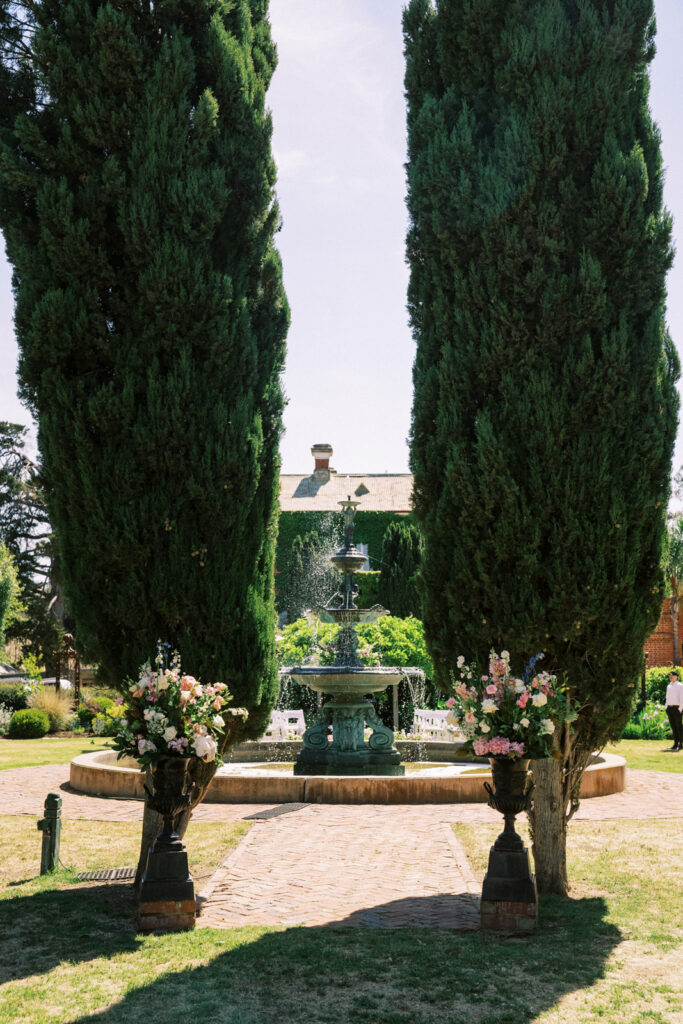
[0,0,288,740]
[405,0,678,891]
[378,519,423,618]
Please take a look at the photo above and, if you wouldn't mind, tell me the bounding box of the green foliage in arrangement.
[404,0,678,752]
[378,520,423,619]
[0,2,288,740]
[8,708,50,739]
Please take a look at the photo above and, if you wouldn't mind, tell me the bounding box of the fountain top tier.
[314,496,387,627]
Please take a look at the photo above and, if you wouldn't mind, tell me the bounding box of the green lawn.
[0,815,680,1024]
[0,736,113,770]
[604,738,683,773]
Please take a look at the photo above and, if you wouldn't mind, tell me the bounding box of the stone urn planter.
[138,757,196,933]
[480,757,538,934]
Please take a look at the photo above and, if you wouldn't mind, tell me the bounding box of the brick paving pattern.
[197,804,481,930]
[3,763,682,930]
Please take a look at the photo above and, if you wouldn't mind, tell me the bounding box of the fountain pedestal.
[294,696,403,776]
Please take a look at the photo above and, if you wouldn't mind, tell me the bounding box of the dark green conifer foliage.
[378,519,423,618]
[405,0,678,752]
[0,1,288,738]
[282,530,337,623]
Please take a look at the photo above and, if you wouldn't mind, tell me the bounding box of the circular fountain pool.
[70,749,626,805]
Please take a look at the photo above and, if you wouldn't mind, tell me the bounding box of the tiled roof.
[279,473,413,513]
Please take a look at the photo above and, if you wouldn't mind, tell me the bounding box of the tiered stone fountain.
[283,494,411,776]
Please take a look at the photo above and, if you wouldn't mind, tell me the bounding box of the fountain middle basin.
[70,748,626,804]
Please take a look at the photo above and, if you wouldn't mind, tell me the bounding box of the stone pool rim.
[70,749,626,805]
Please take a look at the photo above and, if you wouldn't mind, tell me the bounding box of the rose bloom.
[445,697,456,708]
[180,675,196,691]
[486,684,498,695]
[532,692,548,707]
[519,716,530,728]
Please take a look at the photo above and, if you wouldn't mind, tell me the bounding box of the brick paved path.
[3,763,682,930]
[198,804,481,929]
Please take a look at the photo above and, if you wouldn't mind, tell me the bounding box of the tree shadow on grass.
[3,886,622,1024]
[0,882,141,985]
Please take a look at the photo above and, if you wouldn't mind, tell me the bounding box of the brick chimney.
[311,443,333,482]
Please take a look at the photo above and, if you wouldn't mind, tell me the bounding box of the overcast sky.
[1,0,681,479]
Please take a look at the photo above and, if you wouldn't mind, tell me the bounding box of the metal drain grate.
[76,867,136,882]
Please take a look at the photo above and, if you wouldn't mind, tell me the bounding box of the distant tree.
[665,515,683,666]
[0,422,61,664]
[378,519,423,618]
[0,542,21,649]
[405,0,678,893]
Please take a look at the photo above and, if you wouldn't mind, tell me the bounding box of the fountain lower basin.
[70,749,626,805]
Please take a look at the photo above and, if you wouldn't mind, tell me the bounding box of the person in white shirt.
[664,670,683,752]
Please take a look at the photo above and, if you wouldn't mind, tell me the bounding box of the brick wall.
[644,598,681,667]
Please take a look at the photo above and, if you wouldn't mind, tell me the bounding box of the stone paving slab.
[197,805,481,930]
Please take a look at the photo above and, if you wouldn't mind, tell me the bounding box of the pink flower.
[509,741,525,756]
[464,711,477,724]
[481,676,489,682]
[473,738,491,755]
[213,697,224,711]
[486,684,498,695]
[455,684,469,699]
[516,692,530,708]
[488,736,511,755]
[445,697,456,708]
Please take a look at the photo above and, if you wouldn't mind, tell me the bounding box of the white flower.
[479,722,491,733]
[531,692,548,707]
[501,650,510,661]
[481,698,498,714]
[457,656,465,668]
[212,714,225,729]
[192,733,218,762]
[514,679,526,692]
[541,718,555,735]
[163,725,177,742]
[156,670,172,692]
[520,717,530,728]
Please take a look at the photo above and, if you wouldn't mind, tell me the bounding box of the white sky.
[1,0,681,478]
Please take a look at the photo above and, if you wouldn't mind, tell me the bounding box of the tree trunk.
[670,579,679,666]
[528,725,591,896]
[528,758,568,895]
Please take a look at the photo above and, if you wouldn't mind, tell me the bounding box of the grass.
[0,813,681,1024]
[604,738,683,773]
[0,736,113,770]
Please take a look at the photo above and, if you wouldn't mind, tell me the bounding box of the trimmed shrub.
[28,688,74,733]
[0,684,29,712]
[8,708,49,738]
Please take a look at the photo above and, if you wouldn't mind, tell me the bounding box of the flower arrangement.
[113,644,248,768]
[446,650,577,760]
